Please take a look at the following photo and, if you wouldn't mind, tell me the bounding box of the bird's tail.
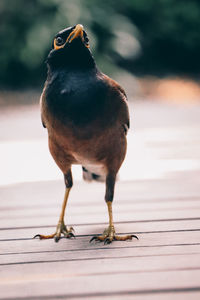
[82,167,105,182]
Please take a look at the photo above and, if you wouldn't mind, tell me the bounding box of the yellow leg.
[59,187,71,223]
[34,188,74,242]
[90,201,138,244]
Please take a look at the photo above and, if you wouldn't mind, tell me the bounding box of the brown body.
[40,74,129,179]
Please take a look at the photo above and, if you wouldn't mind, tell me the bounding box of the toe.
[62,227,75,239]
[104,237,112,244]
[90,236,98,243]
[33,234,41,239]
[54,234,61,243]
[131,234,139,240]
[69,226,75,233]
[64,232,75,239]
[114,234,138,241]
[34,233,56,240]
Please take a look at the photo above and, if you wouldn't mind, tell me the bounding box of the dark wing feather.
[40,87,47,128]
[102,74,130,134]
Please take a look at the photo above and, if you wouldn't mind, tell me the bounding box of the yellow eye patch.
[54,38,66,50]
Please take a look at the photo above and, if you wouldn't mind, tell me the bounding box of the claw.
[69,226,75,233]
[54,235,60,243]
[62,228,75,238]
[33,234,41,239]
[132,234,139,240]
[104,238,112,245]
[65,232,75,239]
[90,236,98,243]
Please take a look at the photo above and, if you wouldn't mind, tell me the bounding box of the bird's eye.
[56,36,64,46]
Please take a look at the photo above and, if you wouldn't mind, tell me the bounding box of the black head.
[47,24,95,71]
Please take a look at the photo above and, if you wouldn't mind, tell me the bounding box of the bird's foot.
[34,221,75,242]
[90,225,138,244]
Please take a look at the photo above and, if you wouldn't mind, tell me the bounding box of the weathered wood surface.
[1,179,200,299]
[0,101,200,299]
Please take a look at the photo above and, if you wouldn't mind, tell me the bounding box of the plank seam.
[1,242,200,257]
[1,286,200,300]
[1,252,200,266]
[1,217,200,231]
[1,228,200,242]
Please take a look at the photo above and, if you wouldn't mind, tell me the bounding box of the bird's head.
[47,24,95,70]
[53,24,90,50]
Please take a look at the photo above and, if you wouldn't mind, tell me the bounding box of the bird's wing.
[102,74,130,134]
[39,85,47,128]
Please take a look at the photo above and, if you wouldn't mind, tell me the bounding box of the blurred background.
[0,0,200,185]
[1,0,200,99]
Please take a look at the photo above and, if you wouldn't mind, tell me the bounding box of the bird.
[34,24,138,244]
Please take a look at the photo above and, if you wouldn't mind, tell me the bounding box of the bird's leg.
[90,173,138,244]
[34,169,74,242]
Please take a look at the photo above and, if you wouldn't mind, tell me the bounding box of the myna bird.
[34,24,138,244]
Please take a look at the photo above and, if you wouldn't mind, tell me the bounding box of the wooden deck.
[0,100,200,299]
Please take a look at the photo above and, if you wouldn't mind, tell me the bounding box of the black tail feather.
[82,166,104,182]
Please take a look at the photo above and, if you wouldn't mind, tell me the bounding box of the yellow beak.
[66,24,84,44]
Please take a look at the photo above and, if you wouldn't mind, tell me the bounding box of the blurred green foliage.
[0,0,200,88]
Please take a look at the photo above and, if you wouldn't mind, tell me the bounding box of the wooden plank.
[72,293,200,300]
[1,182,200,209]
[1,231,200,257]
[1,179,200,208]
[1,243,200,266]
[2,293,200,300]
[0,209,200,228]
[1,200,200,220]
[1,249,200,273]
[0,269,200,298]
[1,219,200,240]
[1,193,200,209]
